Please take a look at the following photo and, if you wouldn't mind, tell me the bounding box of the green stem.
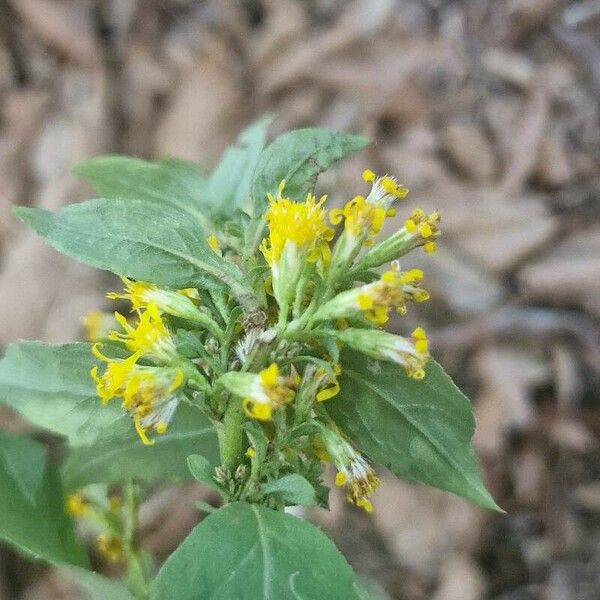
[218,400,244,472]
[124,481,150,600]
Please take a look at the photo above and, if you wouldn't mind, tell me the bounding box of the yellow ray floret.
[90,343,183,444]
[107,303,176,361]
[260,192,334,265]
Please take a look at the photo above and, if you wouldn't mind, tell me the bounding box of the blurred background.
[0,0,599,598]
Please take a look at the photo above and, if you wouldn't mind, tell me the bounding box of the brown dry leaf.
[432,187,558,273]
[431,553,486,600]
[512,446,546,505]
[408,243,507,316]
[441,122,497,182]
[534,124,576,187]
[9,0,100,68]
[370,473,485,574]
[482,48,534,89]
[500,85,550,194]
[0,70,110,346]
[154,54,242,164]
[472,345,546,457]
[518,227,600,317]
[246,0,307,68]
[257,0,396,95]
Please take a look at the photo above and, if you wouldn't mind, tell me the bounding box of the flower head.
[107,303,177,363]
[96,533,123,563]
[242,363,298,421]
[260,185,334,311]
[81,310,117,342]
[335,327,429,379]
[319,424,379,512]
[260,189,334,267]
[107,277,202,322]
[66,492,89,517]
[404,208,441,254]
[219,363,298,421]
[90,343,183,444]
[330,169,408,246]
[314,266,429,325]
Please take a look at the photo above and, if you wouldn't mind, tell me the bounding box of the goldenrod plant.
[0,122,499,599]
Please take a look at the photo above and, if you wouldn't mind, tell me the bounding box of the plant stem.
[124,481,150,600]
[218,400,244,472]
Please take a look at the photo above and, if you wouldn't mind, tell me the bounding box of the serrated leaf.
[0,342,124,446]
[262,474,316,506]
[62,404,218,489]
[152,502,362,600]
[327,351,500,511]
[14,199,249,298]
[0,431,86,566]
[72,155,210,226]
[250,128,369,209]
[206,117,271,216]
[60,566,135,600]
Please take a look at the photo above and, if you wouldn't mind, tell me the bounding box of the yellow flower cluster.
[329,169,408,246]
[260,192,334,267]
[90,301,184,445]
[355,267,430,324]
[242,363,298,421]
[320,425,380,512]
[404,207,441,254]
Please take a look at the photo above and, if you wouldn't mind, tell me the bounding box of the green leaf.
[60,566,135,600]
[0,434,45,503]
[262,474,317,507]
[0,431,86,565]
[187,454,223,495]
[14,199,248,297]
[250,128,369,209]
[62,404,218,489]
[327,351,500,511]
[0,342,124,446]
[72,155,210,226]
[206,117,271,216]
[152,502,362,600]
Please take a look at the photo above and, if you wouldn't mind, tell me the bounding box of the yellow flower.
[319,425,379,512]
[403,208,441,254]
[242,363,298,421]
[259,186,334,312]
[107,277,204,323]
[335,327,429,380]
[330,169,408,246]
[315,363,342,402]
[96,534,123,563]
[314,266,429,325]
[260,192,334,266]
[90,343,184,445]
[107,303,177,362]
[207,234,221,253]
[66,492,89,517]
